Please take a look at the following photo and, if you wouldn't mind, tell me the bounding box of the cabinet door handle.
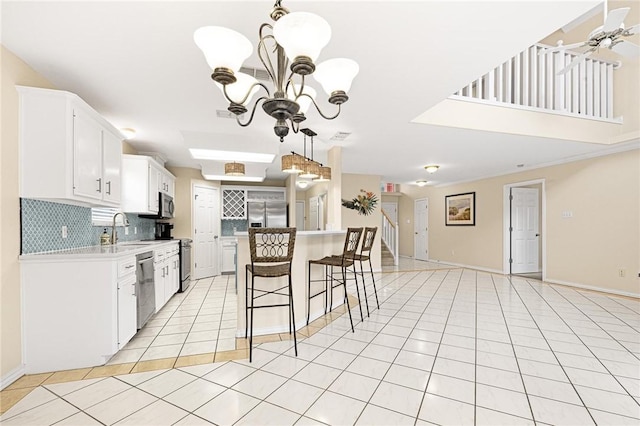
[96,178,102,193]
[131,284,136,296]
[106,181,111,195]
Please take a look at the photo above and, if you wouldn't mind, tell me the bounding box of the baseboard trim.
[1,364,26,390]
[428,259,503,274]
[544,278,639,299]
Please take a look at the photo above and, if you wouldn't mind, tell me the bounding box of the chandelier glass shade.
[224,162,246,176]
[194,1,358,142]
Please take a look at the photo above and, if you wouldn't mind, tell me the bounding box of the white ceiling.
[3,0,637,186]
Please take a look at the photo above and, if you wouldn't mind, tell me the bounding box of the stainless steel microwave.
[140,193,174,219]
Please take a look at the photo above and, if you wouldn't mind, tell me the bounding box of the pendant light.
[225,162,245,176]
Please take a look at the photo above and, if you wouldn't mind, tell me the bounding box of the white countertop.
[234,230,346,237]
[19,240,179,262]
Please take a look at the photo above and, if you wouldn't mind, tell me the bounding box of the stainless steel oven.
[179,239,192,292]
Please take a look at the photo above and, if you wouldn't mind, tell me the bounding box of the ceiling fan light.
[194,26,253,73]
[224,162,245,176]
[416,180,428,187]
[281,154,304,174]
[273,12,331,63]
[313,58,359,95]
[287,84,317,114]
[215,72,259,105]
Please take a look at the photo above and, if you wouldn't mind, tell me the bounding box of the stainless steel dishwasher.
[136,251,155,329]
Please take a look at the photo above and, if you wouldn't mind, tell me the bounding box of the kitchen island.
[235,230,348,337]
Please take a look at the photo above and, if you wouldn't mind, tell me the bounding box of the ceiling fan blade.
[612,41,640,58]
[539,42,587,55]
[603,7,630,32]
[557,51,592,75]
[624,23,639,35]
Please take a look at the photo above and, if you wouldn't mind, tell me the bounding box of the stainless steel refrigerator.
[247,201,287,228]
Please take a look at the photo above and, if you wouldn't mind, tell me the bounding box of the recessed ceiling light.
[120,128,136,140]
[189,148,275,163]
[416,180,428,187]
[424,165,439,173]
[202,174,265,182]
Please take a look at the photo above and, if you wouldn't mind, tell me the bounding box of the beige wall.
[341,173,382,271]
[1,46,56,380]
[165,167,220,240]
[399,149,640,295]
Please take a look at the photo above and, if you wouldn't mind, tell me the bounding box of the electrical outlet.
[61,225,68,239]
[125,226,129,235]
[134,227,137,234]
[562,211,573,218]
[618,269,626,278]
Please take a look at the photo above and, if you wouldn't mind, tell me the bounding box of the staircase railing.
[381,208,399,266]
[451,42,619,122]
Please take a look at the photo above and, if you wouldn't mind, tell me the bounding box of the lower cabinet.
[221,238,237,273]
[117,274,137,350]
[154,243,180,313]
[21,257,130,373]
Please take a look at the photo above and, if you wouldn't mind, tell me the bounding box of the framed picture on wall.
[445,192,475,226]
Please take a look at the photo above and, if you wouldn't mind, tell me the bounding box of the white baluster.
[486,70,495,101]
[600,62,607,118]
[475,77,483,99]
[496,63,504,102]
[586,59,593,116]
[554,51,565,111]
[607,63,614,118]
[593,62,600,117]
[514,52,521,105]
[522,50,529,106]
[579,59,586,115]
[530,46,538,108]
[571,63,579,113]
[505,58,513,103]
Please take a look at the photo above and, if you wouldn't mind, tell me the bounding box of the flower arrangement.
[342,189,378,216]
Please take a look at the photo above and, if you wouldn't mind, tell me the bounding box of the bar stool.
[350,227,380,317]
[245,227,297,362]
[307,227,363,332]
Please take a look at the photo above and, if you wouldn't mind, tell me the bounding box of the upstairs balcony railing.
[452,43,620,122]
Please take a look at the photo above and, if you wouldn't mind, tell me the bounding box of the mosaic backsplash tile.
[221,219,247,236]
[21,198,156,254]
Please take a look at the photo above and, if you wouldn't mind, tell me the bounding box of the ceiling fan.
[542,3,639,75]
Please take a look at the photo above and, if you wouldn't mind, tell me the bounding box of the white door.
[309,196,319,230]
[382,202,398,223]
[511,187,540,274]
[193,185,219,279]
[296,201,305,230]
[414,198,429,261]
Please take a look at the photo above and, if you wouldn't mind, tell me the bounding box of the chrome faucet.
[111,212,129,244]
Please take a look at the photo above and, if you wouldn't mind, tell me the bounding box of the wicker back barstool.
[350,227,380,317]
[307,227,363,332]
[245,227,297,362]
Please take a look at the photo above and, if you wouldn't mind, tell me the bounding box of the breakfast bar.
[235,229,348,337]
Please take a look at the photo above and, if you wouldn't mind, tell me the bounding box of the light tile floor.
[109,274,239,366]
[2,262,640,425]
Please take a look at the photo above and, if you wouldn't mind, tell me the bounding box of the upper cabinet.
[18,86,122,207]
[121,154,175,214]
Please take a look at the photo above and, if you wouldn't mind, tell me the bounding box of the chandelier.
[194,0,358,142]
[281,128,331,182]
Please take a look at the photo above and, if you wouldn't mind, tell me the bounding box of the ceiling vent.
[329,131,351,141]
[216,110,244,120]
[239,66,270,82]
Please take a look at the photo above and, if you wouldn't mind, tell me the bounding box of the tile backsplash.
[221,219,247,236]
[21,198,156,254]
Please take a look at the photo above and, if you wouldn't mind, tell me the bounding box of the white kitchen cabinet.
[221,238,237,273]
[117,256,137,350]
[153,242,179,312]
[121,155,175,214]
[161,171,175,197]
[18,86,122,207]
